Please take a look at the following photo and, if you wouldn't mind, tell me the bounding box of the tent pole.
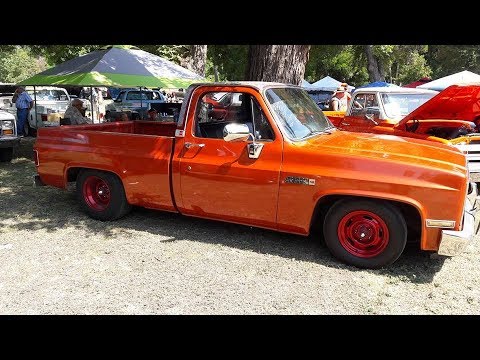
[140,86,143,120]
[90,86,94,123]
[33,85,38,132]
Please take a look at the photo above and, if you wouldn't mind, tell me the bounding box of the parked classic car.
[33,82,477,269]
[5,86,71,136]
[105,89,166,121]
[324,85,480,183]
[0,109,20,162]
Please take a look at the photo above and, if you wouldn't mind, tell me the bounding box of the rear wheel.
[323,199,407,269]
[76,169,131,221]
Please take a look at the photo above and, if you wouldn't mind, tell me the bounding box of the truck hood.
[305,130,467,172]
[395,84,480,130]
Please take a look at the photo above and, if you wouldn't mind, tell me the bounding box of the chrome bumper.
[438,182,479,256]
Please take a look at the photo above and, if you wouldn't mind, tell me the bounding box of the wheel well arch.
[66,166,122,184]
[310,194,422,244]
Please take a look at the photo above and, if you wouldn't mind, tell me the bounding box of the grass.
[0,138,479,314]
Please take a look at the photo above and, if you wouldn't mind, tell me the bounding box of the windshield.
[125,91,156,100]
[29,89,69,101]
[265,87,333,140]
[381,93,436,121]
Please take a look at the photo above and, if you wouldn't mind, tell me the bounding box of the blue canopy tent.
[355,81,400,90]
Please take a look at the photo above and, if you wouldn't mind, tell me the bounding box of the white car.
[0,109,20,162]
[5,86,71,136]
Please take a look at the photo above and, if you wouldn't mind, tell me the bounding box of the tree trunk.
[245,45,310,85]
[189,45,207,77]
[364,45,384,82]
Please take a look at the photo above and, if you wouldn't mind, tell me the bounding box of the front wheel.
[323,199,407,269]
[76,169,131,221]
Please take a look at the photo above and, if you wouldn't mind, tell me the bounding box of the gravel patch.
[0,138,479,314]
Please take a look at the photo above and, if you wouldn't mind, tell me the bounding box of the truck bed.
[69,120,177,137]
[35,121,178,211]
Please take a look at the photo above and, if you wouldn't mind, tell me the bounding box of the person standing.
[12,86,34,136]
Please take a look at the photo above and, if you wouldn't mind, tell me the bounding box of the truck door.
[176,87,283,229]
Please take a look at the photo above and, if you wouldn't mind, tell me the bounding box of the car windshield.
[381,92,436,121]
[265,87,333,140]
[29,89,69,101]
[125,91,156,100]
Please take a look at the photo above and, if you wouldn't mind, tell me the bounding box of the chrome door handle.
[185,142,205,149]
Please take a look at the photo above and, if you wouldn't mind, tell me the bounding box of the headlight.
[1,120,14,129]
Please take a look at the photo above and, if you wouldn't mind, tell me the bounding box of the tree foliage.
[207,45,249,81]
[4,44,480,89]
[28,45,102,66]
[0,46,47,83]
[426,45,480,78]
[305,45,368,86]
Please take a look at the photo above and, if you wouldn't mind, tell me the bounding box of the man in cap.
[12,86,34,136]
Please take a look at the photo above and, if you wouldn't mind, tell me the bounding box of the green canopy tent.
[17,45,205,121]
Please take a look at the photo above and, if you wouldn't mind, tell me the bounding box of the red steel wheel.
[82,176,111,211]
[323,199,407,269]
[76,169,131,221]
[337,210,389,258]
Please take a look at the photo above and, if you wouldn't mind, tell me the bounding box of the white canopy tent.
[310,76,355,92]
[417,70,480,91]
[301,79,317,89]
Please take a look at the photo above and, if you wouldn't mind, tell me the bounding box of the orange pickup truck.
[33,82,478,269]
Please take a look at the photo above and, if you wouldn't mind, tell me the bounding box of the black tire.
[76,169,131,221]
[323,199,407,269]
[0,148,13,162]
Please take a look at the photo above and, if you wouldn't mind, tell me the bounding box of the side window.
[251,99,274,140]
[350,93,379,116]
[126,91,138,100]
[351,93,367,116]
[365,94,379,109]
[194,91,252,139]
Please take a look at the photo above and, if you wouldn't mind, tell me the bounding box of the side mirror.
[223,123,264,159]
[223,123,250,142]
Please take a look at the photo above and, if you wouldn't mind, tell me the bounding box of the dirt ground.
[0,138,479,314]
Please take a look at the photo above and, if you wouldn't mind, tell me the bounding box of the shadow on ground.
[0,144,446,283]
